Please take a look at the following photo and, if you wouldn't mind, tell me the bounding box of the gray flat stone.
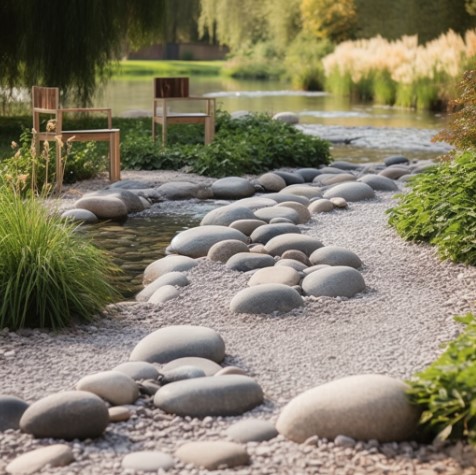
[379,166,411,180]
[156,181,206,200]
[302,266,365,298]
[136,271,189,302]
[264,193,309,205]
[112,361,159,381]
[308,199,335,214]
[295,168,321,182]
[250,222,301,244]
[61,208,99,224]
[384,155,410,166]
[273,111,299,124]
[309,246,362,269]
[74,196,128,220]
[265,234,323,257]
[272,171,305,185]
[226,252,275,272]
[314,173,356,187]
[279,185,323,200]
[130,325,225,364]
[211,177,255,199]
[0,395,28,431]
[226,419,278,442]
[200,205,256,226]
[358,174,399,191]
[207,239,249,263]
[143,256,197,285]
[248,266,301,287]
[215,366,248,377]
[233,197,278,209]
[229,219,267,236]
[154,375,263,417]
[161,365,206,384]
[148,284,180,304]
[122,451,175,472]
[254,206,300,224]
[323,182,375,202]
[275,258,308,272]
[88,189,145,213]
[258,172,287,192]
[108,406,131,422]
[161,357,222,376]
[276,202,311,224]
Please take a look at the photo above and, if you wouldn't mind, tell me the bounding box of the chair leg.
[152,118,156,142]
[204,117,214,145]
[162,119,167,147]
[112,131,121,181]
[55,141,63,193]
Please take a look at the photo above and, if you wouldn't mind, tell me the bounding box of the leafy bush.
[407,314,476,443]
[0,186,120,329]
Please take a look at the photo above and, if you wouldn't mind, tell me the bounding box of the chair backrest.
[32,86,59,112]
[154,77,189,98]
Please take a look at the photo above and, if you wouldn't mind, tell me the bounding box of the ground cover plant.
[407,313,476,443]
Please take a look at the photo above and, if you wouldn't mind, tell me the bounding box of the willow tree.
[0,0,167,105]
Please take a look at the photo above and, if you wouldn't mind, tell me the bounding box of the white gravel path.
[1,170,476,474]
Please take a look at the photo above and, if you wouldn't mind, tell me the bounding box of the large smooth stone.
[112,361,160,381]
[122,451,175,472]
[89,189,145,213]
[148,284,180,304]
[384,155,410,166]
[76,371,139,406]
[265,234,323,257]
[234,197,278,210]
[226,252,275,272]
[330,161,362,171]
[161,357,222,376]
[74,196,128,220]
[279,185,323,200]
[295,168,321,182]
[61,208,99,224]
[248,266,301,287]
[6,444,74,474]
[207,239,249,263]
[264,193,310,205]
[20,391,109,440]
[211,177,255,199]
[358,174,399,191]
[275,258,308,272]
[272,171,305,185]
[302,266,365,298]
[276,374,421,443]
[323,182,375,202]
[273,111,299,124]
[230,283,304,314]
[250,223,301,244]
[136,271,189,302]
[0,395,29,431]
[229,219,267,236]
[176,441,249,470]
[226,419,278,442]
[130,325,225,364]
[308,199,334,214]
[314,173,356,187]
[309,246,362,269]
[258,172,287,192]
[143,256,197,285]
[161,365,206,384]
[168,225,247,258]
[156,181,206,200]
[154,375,263,417]
[200,205,256,226]
[276,202,311,224]
[254,206,300,224]
[379,166,411,180]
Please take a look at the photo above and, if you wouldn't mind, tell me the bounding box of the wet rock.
[0,396,29,431]
[200,205,256,226]
[229,219,267,236]
[302,266,365,298]
[272,111,299,124]
[136,271,189,302]
[20,391,109,440]
[168,225,248,258]
[74,195,128,220]
[226,419,278,442]
[60,208,99,224]
[276,374,421,443]
[323,182,375,202]
[265,234,324,257]
[76,370,139,406]
[143,255,197,285]
[358,174,399,191]
[250,223,301,244]
[248,266,301,287]
[211,177,255,199]
[254,206,301,224]
[258,172,287,192]
[309,246,362,269]
[161,357,222,376]
[130,325,225,364]
[207,239,250,263]
[122,451,175,472]
[226,252,275,272]
[154,375,263,417]
[6,444,74,474]
[230,283,304,314]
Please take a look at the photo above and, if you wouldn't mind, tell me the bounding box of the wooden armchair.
[152,77,215,146]
[32,86,121,191]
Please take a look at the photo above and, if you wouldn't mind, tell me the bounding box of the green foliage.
[407,313,476,443]
[387,150,476,265]
[0,186,120,329]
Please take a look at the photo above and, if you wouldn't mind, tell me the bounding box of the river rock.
[211,177,255,199]
[258,172,287,192]
[156,181,207,200]
[309,246,362,268]
[272,171,305,185]
[279,185,323,200]
[215,366,248,377]
[302,265,365,297]
[272,111,299,124]
[112,361,160,381]
[207,239,249,263]
[143,255,197,285]
[60,208,99,224]
[76,371,139,406]
[384,155,410,166]
[230,283,304,314]
[161,365,206,384]
[330,196,348,208]
[6,444,74,474]
[136,271,189,302]
[248,266,301,287]
[323,182,375,202]
[229,219,267,236]
[154,375,263,417]
[74,195,128,220]
[276,374,421,443]
[148,284,180,304]
[89,189,145,213]
[254,206,300,224]
[176,441,249,470]
[318,166,350,174]
[275,258,308,272]
[0,396,29,431]
[109,406,131,422]
[250,223,301,244]
[281,249,310,265]
[226,252,275,272]
[168,225,248,258]
[234,197,278,210]
[122,451,175,472]
[226,419,278,442]
[331,160,363,171]
[20,391,109,440]
[308,198,335,213]
[130,325,225,364]
[314,173,356,187]
[379,165,411,180]
[264,193,310,205]
[264,234,323,257]
[276,202,311,224]
[358,174,399,191]
[161,357,222,376]
[200,205,256,226]
[295,168,321,182]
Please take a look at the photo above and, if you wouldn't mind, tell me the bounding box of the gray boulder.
[272,111,299,124]
[379,166,411,180]
[258,172,287,192]
[384,155,409,166]
[254,206,300,224]
[250,223,301,245]
[276,374,421,443]
[226,252,275,272]
[143,255,197,285]
[276,202,311,224]
[148,284,180,304]
[248,266,301,287]
[6,444,74,474]
[308,199,334,214]
[161,357,222,376]
[112,361,160,381]
[302,266,365,297]
[136,271,189,302]
[130,325,225,364]
[264,193,310,205]
[279,185,323,200]
[211,177,255,199]
[74,196,128,220]
[61,208,99,224]
[207,239,249,263]
[233,197,278,210]
[200,205,256,226]
[272,171,305,185]
[156,181,210,200]
[323,182,375,202]
[87,189,145,213]
[295,168,321,182]
[161,365,206,384]
[0,395,29,431]
[314,173,356,187]
[226,419,278,442]
[309,246,362,268]
[229,219,267,236]
[264,234,323,257]
[122,451,175,472]
[358,174,399,191]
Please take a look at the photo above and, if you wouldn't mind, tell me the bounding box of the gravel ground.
[1,170,476,474]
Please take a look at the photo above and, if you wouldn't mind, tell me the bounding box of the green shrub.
[407,313,476,443]
[0,186,120,329]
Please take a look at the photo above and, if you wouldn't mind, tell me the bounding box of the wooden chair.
[32,86,121,191]
[152,77,215,146]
